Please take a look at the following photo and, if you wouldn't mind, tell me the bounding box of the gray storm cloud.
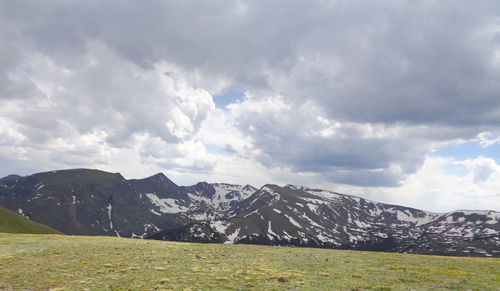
[0,1,500,187]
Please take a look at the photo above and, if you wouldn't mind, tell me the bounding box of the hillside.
[0,205,62,234]
[0,233,499,290]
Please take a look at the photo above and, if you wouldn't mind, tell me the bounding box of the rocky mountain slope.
[150,185,500,256]
[1,169,499,257]
[149,185,500,257]
[0,169,256,238]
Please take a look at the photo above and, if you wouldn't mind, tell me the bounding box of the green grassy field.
[0,206,63,235]
[0,233,498,290]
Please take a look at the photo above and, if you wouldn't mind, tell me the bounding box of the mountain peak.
[193,182,216,198]
[284,184,308,191]
[128,172,180,199]
[0,174,22,183]
[242,184,257,192]
[33,169,124,185]
[135,172,177,186]
[152,172,167,178]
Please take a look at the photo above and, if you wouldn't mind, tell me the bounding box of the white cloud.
[476,132,500,147]
[353,156,500,212]
[0,41,219,177]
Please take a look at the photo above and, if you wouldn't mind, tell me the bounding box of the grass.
[0,206,63,234]
[0,233,498,290]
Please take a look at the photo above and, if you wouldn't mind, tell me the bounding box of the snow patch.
[316,233,336,244]
[482,228,496,235]
[191,212,215,220]
[301,214,323,228]
[306,203,319,214]
[107,203,113,230]
[211,220,229,234]
[285,214,301,228]
[375,232,388,238]
[187,193,211,203]
[306,189,344,203]
[144,223,160,233]
[150,209,162,216]
[367,204,384,216]
[243,209,258,218]
[385,207,441,226]
[146,193,188,214]
[267,221,279,239]
[17,208,27,217]
[209,183,257,211]
[281,230,293,240]
[486,212,500,224]
[224,228,241,244]
[131,233,145,239]
[354,219,370,228]
[303,197,327,205]
[261,186,281,200]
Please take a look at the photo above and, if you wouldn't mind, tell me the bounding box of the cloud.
[0,1,500,210]
[366,156,500,212]
[4,50,212,141]
[457,156,499,183]
[476,132,500,147]
[262,1,500,127]
[0,39,215,176]
[221,94,442,186]
[6,1,499,126]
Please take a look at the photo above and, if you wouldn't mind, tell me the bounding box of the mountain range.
[0,168,498,257]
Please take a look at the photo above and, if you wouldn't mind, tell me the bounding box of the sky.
[1,1,500,212]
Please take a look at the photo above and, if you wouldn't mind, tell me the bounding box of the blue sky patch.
[432,141,500,162]
[213,90,245,109]
[204,144,231,156]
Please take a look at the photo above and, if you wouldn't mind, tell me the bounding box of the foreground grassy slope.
[0,205,63,234]
[0,234,498,290]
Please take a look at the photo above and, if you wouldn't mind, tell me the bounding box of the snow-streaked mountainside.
[0,169,499,257]
[148,184,500,257]
[143,182,256,220]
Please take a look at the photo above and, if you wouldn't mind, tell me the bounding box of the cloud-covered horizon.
[1,1,500,211]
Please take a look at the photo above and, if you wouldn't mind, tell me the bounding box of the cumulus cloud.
[0,39,215,170]
[221,94,469,186]
[0,40,219,176]
[356,156,500,212]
